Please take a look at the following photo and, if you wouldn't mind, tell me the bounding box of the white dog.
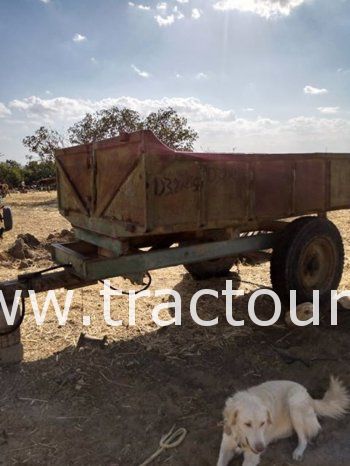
[217,377,349,466]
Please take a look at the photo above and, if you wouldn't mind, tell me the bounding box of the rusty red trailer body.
[1,130,350,363]
[55,130,350,240]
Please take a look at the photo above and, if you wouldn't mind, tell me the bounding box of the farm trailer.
[0,130,349,363]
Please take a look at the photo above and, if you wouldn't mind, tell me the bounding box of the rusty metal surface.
[55,130,350,240]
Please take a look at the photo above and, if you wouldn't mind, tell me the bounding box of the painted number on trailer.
[153,176,202,196]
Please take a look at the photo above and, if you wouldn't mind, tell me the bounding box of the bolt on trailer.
[0,129,349,363]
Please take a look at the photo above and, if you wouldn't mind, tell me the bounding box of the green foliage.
[0,159,56,188]
[23,106,199,160]
[0,160,24,187]
[143,107,198,151]
[22,126,64,162]
[68,107,142,144]
[4,106,198,189]
[23,160,56,185]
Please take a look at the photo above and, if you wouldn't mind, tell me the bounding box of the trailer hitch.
[17,263,72,282]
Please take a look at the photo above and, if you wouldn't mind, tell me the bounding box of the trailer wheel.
[184,256,236,280]
[271,217,344,306]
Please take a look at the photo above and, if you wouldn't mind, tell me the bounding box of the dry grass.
[0,192,350,465]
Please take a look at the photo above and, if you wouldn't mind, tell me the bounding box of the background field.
[1,192,350,465]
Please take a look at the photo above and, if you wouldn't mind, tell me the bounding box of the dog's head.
[223,394,272,455]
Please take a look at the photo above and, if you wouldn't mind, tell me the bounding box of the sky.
[0,0,350,161]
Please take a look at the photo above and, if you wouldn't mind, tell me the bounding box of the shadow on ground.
[1,274,350,466]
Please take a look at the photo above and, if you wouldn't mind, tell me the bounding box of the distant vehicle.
[37,177,57,191]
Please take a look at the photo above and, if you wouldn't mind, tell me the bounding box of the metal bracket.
[74,227,126,255]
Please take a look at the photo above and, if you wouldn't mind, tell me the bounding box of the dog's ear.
[223,403,239,434]
[267,410,272,425]
[223,421,232,435]
[232,409,239,425]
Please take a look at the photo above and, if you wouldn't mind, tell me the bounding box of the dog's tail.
[313,376,349,419]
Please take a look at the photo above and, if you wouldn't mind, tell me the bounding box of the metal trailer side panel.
[55,130,350,239]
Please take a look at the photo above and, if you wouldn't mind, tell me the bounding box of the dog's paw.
[292,448,304,462]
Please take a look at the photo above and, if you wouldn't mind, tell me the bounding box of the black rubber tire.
[2,206,13,231]
[270,217,344,306]
[184,256,236,280]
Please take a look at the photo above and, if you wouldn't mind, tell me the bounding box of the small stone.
[285,302,314,327]
[339,296,350,310]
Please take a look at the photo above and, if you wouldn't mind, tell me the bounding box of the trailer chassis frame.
[0,231,277,363]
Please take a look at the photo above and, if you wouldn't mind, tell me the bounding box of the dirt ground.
[1,191,350,466]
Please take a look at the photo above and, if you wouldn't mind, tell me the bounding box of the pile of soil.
[5,228,74,269]
[45,228,74,246]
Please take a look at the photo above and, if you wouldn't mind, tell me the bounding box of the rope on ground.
[138,424,187,466]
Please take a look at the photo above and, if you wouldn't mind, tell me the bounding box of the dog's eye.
[260,422,265,427]
[245,422,252,428]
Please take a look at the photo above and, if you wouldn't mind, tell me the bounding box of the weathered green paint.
[74,227,124,255]
[52,233,276,281]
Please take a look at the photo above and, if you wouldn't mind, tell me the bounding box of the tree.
[68,106,197,150]
[22,126,64,162]
[101,107,142,136]
[23,160,56,185]
[68,107,142,144]
[67,112,103,145]
[144,107,197,151]
[23,106,199,160]
[0,160,24,188]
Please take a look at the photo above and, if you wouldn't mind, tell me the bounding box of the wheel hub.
[299,237,335,290]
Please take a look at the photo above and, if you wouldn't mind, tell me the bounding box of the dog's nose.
[254,443,265,453]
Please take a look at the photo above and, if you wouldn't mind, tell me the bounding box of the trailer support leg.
[0,311,23,364]
[0,331,23,364]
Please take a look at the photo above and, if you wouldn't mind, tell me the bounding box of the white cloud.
[318,106,340,114]
[73,33,87,43]
[243,107,255,112]
[213,0,306,19]
[304,85,328,95]
[337,68,350,75]
[176,0,188,3]
[195,72,209,80]
[7,95,350,154]
[9,96,94,122]
[155,5,184,25]
[197,115,350,153]
[173,6,185,19]
[175,73,183,78]
[39,0,50,3]
[192,8,202,19]
[129,2,151,9]
[131,64,151,78]
[0,103,11,118]
[155,14,175,26]
[8,96,235,125]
